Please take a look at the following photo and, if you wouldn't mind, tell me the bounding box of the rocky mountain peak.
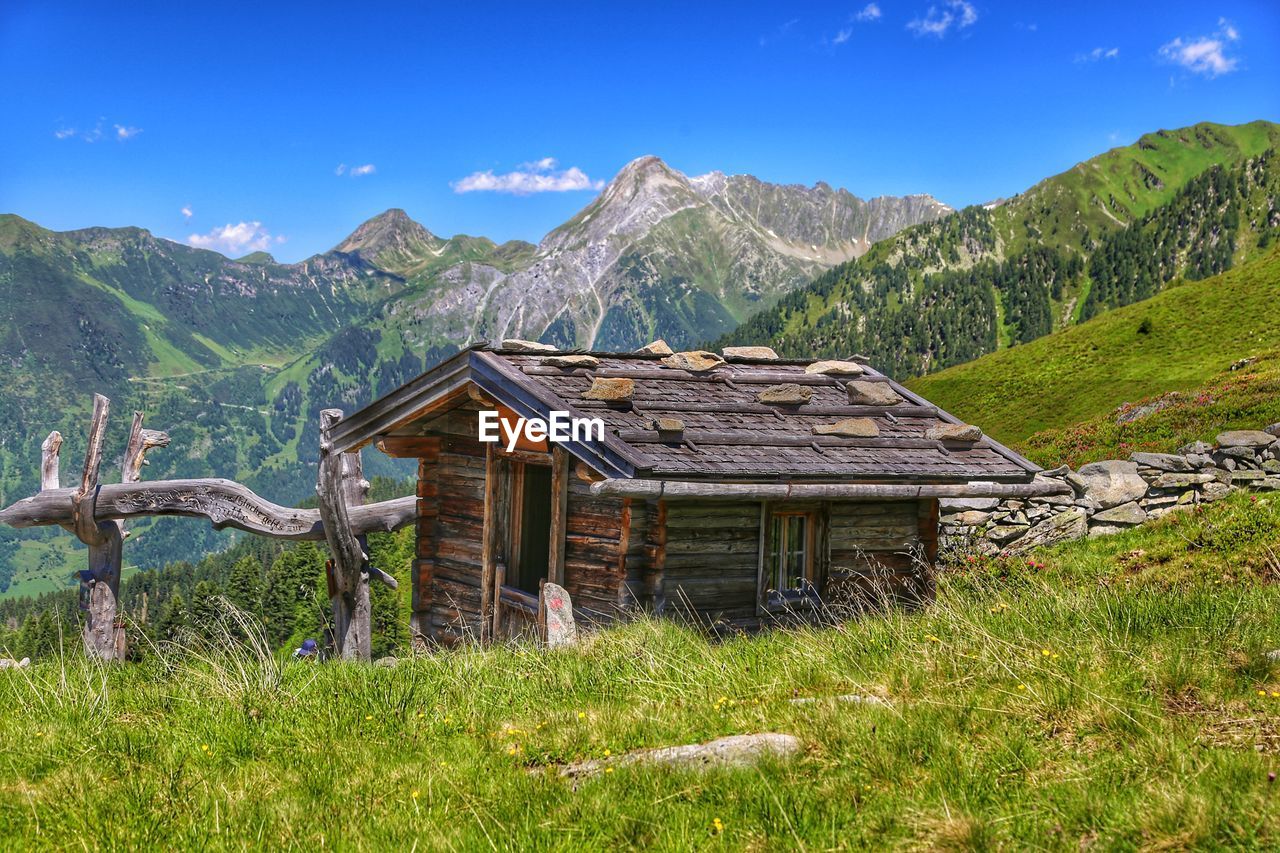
[334,209,438,257]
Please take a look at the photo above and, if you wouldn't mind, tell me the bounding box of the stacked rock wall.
[941,425,1280,556]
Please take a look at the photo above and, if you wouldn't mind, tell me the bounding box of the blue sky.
[2,1,1277,261]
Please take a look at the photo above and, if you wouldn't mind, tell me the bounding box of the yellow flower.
[1017,684,1027,691]
[711,817,725,835]
[365,714,373,721]
[604,749,612,757]
[926,635,940,643]
[507,746,518,756]
[411,790,419,799]
[417,712,426,718]
[577,711,586,720]
[1272,692,1280,698]
[605,767,614,774]
[201,743,210,751]
[1259,690,1268,696]
[1041,649,1051,657]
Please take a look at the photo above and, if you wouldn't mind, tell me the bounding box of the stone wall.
[941,425,1280,556]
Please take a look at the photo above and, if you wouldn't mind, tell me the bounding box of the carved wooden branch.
[41,431,63,491]
[122,412,171,486]
[71,394,112,548]
[0,479,416,540]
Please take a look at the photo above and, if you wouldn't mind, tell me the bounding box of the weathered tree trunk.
[317,409,373,661]
[72,395,126,660]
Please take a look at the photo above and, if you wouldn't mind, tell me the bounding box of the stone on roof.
[502,339,558,353]
[541,354,600,369]
[635,339,674,356]
[582,377,635,402]
[845,380,903,407]
[805,360,864,376]
[756,384,812,405]
[813,418,880,438]
[722,346,779,361]
[661,351,725,372]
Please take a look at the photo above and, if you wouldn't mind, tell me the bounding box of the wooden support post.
[480,443,498,643]
[73,395,127,661]
[317,409,372,661]
[548,446,568,587]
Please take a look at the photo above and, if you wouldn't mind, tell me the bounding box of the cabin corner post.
[317,409,372,661]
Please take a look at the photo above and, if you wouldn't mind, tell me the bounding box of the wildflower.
[605,767,614,775]
[1017,684,1027,691]
[417,712,425,718]
[604,749,612,757]
[577,711,586,720]
[507,746,518,756]
[1260,690,1268,697]
[1273,692,1279,698]
[711,817,725,835]
[365,714,373,721]
[201,744,210,752]
[412,790,420,800]
[926,635,941,643]
[1041,649,1052,657]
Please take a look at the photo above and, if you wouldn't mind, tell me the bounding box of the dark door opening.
[513,463,552,594]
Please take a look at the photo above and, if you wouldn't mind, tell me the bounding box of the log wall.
[418,436,488,645]
[562,477,639,624]
[660,501,762,623]
[826,498,935,607]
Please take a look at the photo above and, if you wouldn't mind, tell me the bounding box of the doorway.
[512,462,552,595]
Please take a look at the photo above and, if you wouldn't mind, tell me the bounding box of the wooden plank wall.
[413,438,442,644]
[421,436,488,645]
[826,499,933,607]
[562,477,637,624]
[661,501,761,623]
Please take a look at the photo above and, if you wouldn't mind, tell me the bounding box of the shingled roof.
[330,344,1041,485]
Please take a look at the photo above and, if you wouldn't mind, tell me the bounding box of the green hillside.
[718,121,1280,378]
[3,491,1279,848]
[905,246,1280,450]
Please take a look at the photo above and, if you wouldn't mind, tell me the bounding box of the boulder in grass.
[582,377,635,402]
[556,733,801,779]
[541,354,600,369]
[502,338,558,353]
[845,380,903,407]
[812,418,879,438]
[1265,423,1280,437]
[805,360,864,377]
[926,423,982,442]
[757,384,812,405]
[1216,430,1275,448]
[722,345,779,361]
[635,339,674,356]
[1074,460,1149,509]
[661,351,725,372]
[1007,508,1089,554]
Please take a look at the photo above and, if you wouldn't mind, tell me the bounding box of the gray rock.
[1258,477,1280,491]
[1265,424,1280,437]
[1075,460,1150,509]
[1151,472,1215,490]
[662,351,725,372]
[926,423,982,442]
[635,339,674,356]
[1201,481,1233,502]
[374,656,399,668]
[1007,508,1088,554]
[502,338,558,353]
[1231,470,1266,484]
[1179,441,1214,455]
[721,345,779,360]
[805,360,864,377]
[649,417,686,432]
[1130,452,1192,472]
[1148,504,1194,521]
[813,418,879,438]
[1092,501,1148,526]
[1217,446,1258,461]
[947,510,993,526]
[1265,649,1280,662]
[940,497,1000,511]
[1040,464,1070,478]
[1088,524,1126,537]
[582,377,635,402]
[0,657,31,670]
[541,354,600,369]
[845,380,903,407]
[757,384,813,405]
[988,524,1029,544]
[789,693,892,708]
[543,582,577,649]
[1217,430,1276,448]
[1187,453,1215,469]
[1074,497,1103,512]
[556,733,802,778]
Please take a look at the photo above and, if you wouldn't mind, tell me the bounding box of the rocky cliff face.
[364,155,949,353]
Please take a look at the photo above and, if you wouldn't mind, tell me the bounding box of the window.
[764,508,820,606]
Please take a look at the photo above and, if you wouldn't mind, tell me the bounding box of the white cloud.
[335,162,376,177]
[1076,46,1119,63]
[187,222,281,256]
[1159,19,1240,78]
[855,3,882,22]
[907,0,977,38]
[452,158,605,195]
[833,27,853,45]
[54,119,140,143]
[181,205,193,219]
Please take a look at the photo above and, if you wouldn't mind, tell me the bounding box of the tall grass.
[2,492,1279,849]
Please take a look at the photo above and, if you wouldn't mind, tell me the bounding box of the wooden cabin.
[327,344,1053,644]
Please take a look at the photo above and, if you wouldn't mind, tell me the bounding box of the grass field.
[3,491,1279,849]
[906,246,1280,447]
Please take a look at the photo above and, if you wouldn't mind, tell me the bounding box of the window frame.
[758,502,826,612]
